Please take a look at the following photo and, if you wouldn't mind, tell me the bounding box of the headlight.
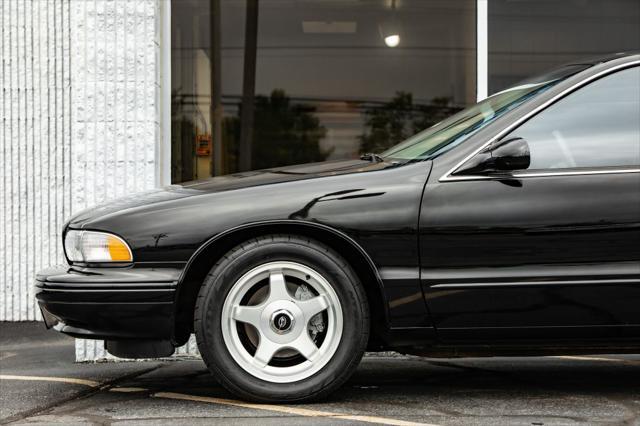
[64,230,133,263]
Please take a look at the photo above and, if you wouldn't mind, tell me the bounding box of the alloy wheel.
[220,261,344,383]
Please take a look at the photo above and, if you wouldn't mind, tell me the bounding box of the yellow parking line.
[153,391,437,426]
[0,374,100,388]
[0,375,437,425]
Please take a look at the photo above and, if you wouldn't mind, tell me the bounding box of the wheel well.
[173,223,388,348]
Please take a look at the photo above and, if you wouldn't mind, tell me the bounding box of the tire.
[194,234,369,403]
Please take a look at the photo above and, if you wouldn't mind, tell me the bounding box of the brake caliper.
[295,284,326,344]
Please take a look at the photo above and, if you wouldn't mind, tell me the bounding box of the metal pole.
[238,0,259,172]
[210,0,223,176]
[159,0,172,185]
[476,0,488,101]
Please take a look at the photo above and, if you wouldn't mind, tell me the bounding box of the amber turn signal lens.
[107,235,133,262]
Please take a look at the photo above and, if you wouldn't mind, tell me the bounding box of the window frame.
[440,60,640,182]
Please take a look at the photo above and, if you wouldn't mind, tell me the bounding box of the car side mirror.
[454,137,531,176]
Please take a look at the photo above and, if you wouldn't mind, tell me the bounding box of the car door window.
[510,66,640,170]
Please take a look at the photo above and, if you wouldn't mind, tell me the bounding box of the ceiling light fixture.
[384,34,400,48]
[380,0,400,48]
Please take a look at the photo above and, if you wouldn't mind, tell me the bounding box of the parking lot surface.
[1,322,639,425]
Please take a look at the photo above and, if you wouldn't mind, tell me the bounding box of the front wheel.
[194,235,369,402]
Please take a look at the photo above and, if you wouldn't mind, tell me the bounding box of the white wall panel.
[69,0,161,212]
[76,335,200,362]
[1,0,72,321]
[1,0,165,362]
[69,0,163,360]
[0,0,178,360]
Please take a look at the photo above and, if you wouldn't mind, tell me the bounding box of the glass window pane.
[381,63,590,161]
[171,0,476,182]
[510,67,640,170]
[489,0,640,94]
[171,1,214,182]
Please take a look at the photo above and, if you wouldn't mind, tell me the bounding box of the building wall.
[1,0,72,321]
[1,0,165,361]
[70,0,165,360]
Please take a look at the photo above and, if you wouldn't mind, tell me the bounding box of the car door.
[419,65,640,341]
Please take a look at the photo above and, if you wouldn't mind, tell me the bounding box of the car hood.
[68,158,392,228]
[179,158,390,191]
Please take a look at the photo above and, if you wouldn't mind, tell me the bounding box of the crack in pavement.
[0,365,166,425]
[3,355,639,425]
[1,374,438,426]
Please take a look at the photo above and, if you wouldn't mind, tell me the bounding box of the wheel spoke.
[221,260,344,382]
[290,333,319,362]
[253,336,280,368]
[298,294,329,319]
[231,305,262,328]
[268,270,290,301]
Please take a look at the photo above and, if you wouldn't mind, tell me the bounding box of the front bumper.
[35,265,182,341]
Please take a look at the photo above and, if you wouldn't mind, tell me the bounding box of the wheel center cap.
[270,309,295,334]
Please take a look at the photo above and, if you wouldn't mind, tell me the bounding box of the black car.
[36,53,640,403]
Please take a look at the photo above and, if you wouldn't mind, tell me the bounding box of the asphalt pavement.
[1,322,639,425]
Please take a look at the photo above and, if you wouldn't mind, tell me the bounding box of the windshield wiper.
[360,153,384,163]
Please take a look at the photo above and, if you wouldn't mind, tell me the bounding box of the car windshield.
[381,64,592,162]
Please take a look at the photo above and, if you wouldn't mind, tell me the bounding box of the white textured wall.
[1,0,183,362]
[1,0,165,361]
[69,0,161,211]
[1,0,72,321]
[75,334,200,362]
[70,0,163,360]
